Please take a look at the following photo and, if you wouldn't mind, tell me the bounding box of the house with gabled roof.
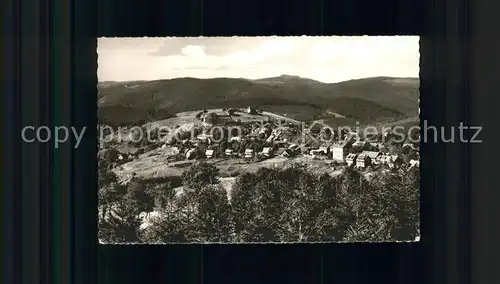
[244,149,254,159]
[205,149,214,159]
[310,149,323,157]
[376,154,401,168]
[261,147,273,157]
[356,153,370,168]
[355,151,380,168]
[352,140,366,148]
[408,159,420,170]
[346,153,357,166]
[330,134,356,161]
[266,134,276,143]
[362,150,380,160]
[246,106,257,114]
[375,154,388,165]
[275,147,287,156]
[282,149,295,158]
[225,149,234,157]
[331,143,348,161]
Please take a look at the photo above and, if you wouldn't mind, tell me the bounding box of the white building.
[356,154,370,168]
[230,136,242,142]
[355,151,380,168]
[244,149,254,158]
[376,154,401,168]
[225,149,234,157]
[331,144,348,161]
[246,106,257,114]
[409,159,420,169]
[261,147,273,157]
[362,151,381,161]
[205,149,214,159]
[346,153,357,166]
[330,134,355,161]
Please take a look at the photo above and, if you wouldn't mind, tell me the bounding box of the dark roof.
[346,153,357,160]
[275,148,287,155]
[361,151,380,159]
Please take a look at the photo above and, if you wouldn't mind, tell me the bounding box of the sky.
[98,36,419,83]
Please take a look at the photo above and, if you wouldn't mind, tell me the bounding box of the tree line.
[98,160,419,243]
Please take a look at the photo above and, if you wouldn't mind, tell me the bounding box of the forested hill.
[97,76,419,126]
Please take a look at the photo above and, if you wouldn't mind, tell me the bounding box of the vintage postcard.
[97,36,420,244]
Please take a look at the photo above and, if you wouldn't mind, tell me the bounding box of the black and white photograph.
[97,36,420,244]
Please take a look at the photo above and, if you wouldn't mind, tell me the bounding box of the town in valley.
[97,36,420,244]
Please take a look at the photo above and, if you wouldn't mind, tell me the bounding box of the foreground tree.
[144,162,233,242]
[98,159,117,188]
[380,167,420,240]
[335,166,420,242]
[139,187,188,243]
[181,161,219,188]
[98,186,143,243]
[126,177,155,214]
[188,185,233,242]
[231,166,341,243]
[277,167,327,242]
[100,158,420,243]
[98,182,127,221]
[181,162,231,242]
[230,173,260,242]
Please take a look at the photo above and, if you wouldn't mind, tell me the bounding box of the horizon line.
[98,75,420,84]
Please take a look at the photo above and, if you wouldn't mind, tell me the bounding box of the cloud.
[98,36,419,83]
[148,37,207,56]
[180,45,206,57]
[149,37,266,57]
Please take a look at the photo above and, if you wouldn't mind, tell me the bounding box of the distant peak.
[278,74,300,78]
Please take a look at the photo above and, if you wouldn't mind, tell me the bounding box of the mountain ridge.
[97,76,419,127]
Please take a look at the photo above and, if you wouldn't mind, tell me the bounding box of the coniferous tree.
[231,173,260,242]
[174,162,233,242]
[99,186,143,243]
[181,161,219,188]
[98,153,419,243]
[191,185,233,242]
[140,186,188,243]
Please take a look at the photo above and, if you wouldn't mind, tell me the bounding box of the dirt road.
[260,111,302,125]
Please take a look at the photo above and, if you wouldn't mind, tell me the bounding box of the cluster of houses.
[185,128,418,170]
[345,151,402,169]
[328,134,420,169]
[172,112,303,160]
[157,118,421,171]
[99,107,420,172]
[204,142,299,160]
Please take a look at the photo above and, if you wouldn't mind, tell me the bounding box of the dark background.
[3,0,497,283]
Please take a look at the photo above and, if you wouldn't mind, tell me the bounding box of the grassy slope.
[97,76,419,126]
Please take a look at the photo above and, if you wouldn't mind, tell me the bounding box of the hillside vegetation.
[97,76,419,127]
[99,161,420,243]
